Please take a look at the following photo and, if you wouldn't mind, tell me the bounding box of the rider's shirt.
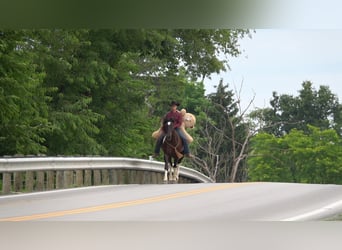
[164,110,182,128]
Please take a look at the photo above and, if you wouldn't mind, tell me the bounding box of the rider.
[153,101,193,158]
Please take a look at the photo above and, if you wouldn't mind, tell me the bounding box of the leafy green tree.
[173,29,251,81]
[286,126,342,184]
[85,29,251,157]
[247,133,294,182]
[0,30,50,155]
[248,125,342,184]
[1,29,250,159]
[84,30,180,157]
[252,81,342,137]
[33,30,106,155]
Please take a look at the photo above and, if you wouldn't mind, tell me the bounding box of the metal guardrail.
[0,157,213,194]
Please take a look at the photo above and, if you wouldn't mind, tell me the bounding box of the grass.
[325,213,342,221]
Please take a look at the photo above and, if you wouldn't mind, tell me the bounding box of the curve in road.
[1,182,342,222]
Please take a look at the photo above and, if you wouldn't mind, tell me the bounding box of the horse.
[161,118,184,183]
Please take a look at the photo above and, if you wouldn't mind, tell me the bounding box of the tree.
[247,133,294,182]
[190,80,253,182]
[0,28,251,158]
[33,30,106,155]
[248,125,342,184]
[84,29,251,157]
[0,30,50,155]
[248,81,342,184]
[172,29,251,81]
[251,81,342,137]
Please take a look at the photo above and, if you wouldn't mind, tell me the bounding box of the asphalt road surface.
[1,182,342,222]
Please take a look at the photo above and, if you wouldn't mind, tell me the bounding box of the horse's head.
[163,118,174,140]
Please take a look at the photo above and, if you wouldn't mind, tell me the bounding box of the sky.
[204,29,342,111]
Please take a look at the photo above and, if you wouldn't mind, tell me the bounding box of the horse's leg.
[169,158,174,181]
[174,165,179,182]
[170,160,175,181]
[167,158,176,183]
[163,155,169,182]
[173,167,179,182]
[174,157,183,182]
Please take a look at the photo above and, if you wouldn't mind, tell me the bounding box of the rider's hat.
[170,101,180,106]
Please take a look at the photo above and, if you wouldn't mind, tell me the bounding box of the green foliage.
[248,125,342,184]
[248,82,342,184]
[252,81,342,136]
[173,29,250,80]
[33,29,106,155]
[1,29,249,158]
[0,30,50,155]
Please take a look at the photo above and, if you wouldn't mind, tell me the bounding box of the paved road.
[1,182,342,221]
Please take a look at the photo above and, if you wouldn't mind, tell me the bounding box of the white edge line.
[281,199,342,221]
[0,185,131,200]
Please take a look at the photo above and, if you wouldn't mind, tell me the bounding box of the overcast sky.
[204,29,342,111]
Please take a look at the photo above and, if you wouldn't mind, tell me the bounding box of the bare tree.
[191,117,225,182]
[228,82,256,182]
[189,80,256,182]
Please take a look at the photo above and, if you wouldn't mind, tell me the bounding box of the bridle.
[165,121,173,141]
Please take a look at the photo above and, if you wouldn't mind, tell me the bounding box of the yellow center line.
[0,183,254,221]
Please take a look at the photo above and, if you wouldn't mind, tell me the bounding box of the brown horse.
[161,118,184,182]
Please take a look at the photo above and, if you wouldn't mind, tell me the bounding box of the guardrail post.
[151,172,158,184]
[123,170,129,184]
[64,170,73,188]
[110,169,118,184]
[93,170,101,185]
[47,171,55,190]
[75,170,83,187]
[2,172,11,194]
[117,169,123,184]
[136,170,143,184]
[36,171,45,191]
[14,172,23,192]
[56,170,64,189]
[128,170,135,184]
[102,169,109,185]
[26,171,34,192]
[84,169,92,186]
[135,170,141,183]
